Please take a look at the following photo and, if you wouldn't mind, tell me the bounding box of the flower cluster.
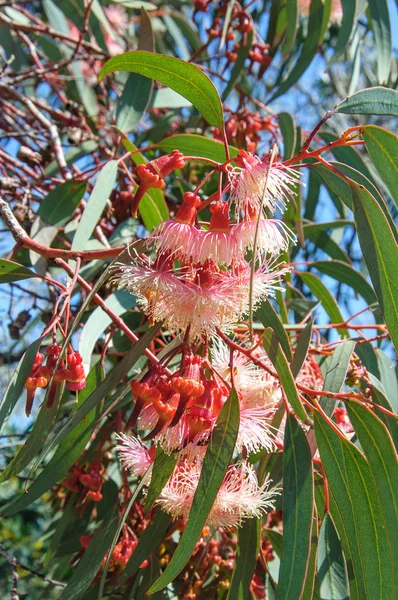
[112,145,305,530]
[62,461,104,507]
[24,344,86,416]
[114,149,296,339]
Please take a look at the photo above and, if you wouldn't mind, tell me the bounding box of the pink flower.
[228,151,300,219]
[233,218,295,256]
[104,5,129,34]
[157,459,278,529]
[115,434,154,477]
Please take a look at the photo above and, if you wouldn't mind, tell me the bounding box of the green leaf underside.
[317,514,349,600]
[38,180,87,227]
[157,133,239,162]
[148,389,240,593]
[99,51,224,130]
[256,299,292,361]
[320,340,356,417]
[277,413,314,600]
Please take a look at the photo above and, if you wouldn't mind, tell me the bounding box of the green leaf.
[329,0,357,64]
[367,0,392,84]
[263,329,307,422]
[336,86,398,116]
[318,132,374,183]
[301,511,319,600]
[277,413,314,600]
[38,180,87,227]
[299,272,348,336]
[282,0,298,55]
[310,260,377,306]
[350,182,398,352]
[145,445,177,512]
[0,259,38,283]
[319,340,356,418]
[0,384,63,483]
[317,514,349,600]
[347,402,398,577]
[222,29,254,100]
[60,507,119,600]
[303,222,352,264]
[291,319,313,378]
[270,0,324,101]
[157,133,239,162]
[227,517,261,600]
[148,390,240,593]
[362,125,398,209]
[256,299,292,361]
[314,413,395,600]
[0,338,42,435]
[44,141,98,177]
[278,112,297,160]
[116,73,153,134]
[314,161,398,243]
[79,290,136,365]
[72,161,118,251]
[1,364,103,516]
[376,349,398,412]
[371,387,398,449]
[120,509,171,584]
[99,51,224,130]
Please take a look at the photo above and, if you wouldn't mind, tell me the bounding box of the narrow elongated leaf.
[278,112,297,160]
[116,8,154,133]
[299,272,348,336]
[367,0,392,84]
[329,0,357,64]
[310,260,377,306]
[270,0,324,101]
[227,517,261,600]
[291,319,313,378]
[0,384,63,483]
[282,0,298,55]
[263,329,307,422]
[0,338,42,434]
[317,514,349,600]
[256,299,292,361]
[157,133,239,162]
[148,390,240,593]
[347,402,398,578]
[351,182,398,351]
[145,445,177,512]
[376,349,398,412]
[120,509,171,584]
[1,364,103,516]
[314,413,395,600]
[72,161,118,250]
[60,508,119,600]
[38,180,87,227]
[371,387,398,449]
[320,340,355,417]
[99,51,224,130]
[362,125,398,209]
[277,414,314,600]
[303,222,352,264]
[336,86,398,116]
[301,511,319,600]
[0,259,38,283]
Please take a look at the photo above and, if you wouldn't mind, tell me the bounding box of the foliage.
[0,1,397,599]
